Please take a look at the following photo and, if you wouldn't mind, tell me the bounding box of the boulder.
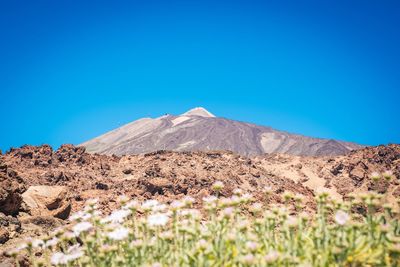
[143,178,173,195]
[349,164,366,183]
[21,186,71,220]
[95,182,109,190]
[0,166,25,216]
[122,168,133,174]
[0,228,9,244]
[0,212,21,234]
[0,186,22,216]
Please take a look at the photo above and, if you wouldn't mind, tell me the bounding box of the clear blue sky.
[1,0,399,152]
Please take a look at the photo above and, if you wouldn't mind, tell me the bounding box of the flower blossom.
[69,211,92,222]
[147,213,169,227]
[142,200,159,210]
[334,210,350,226]
[72,221,93,236]
[51,245,84,265]
[264,250,280,263]
[51,252,68,265]
[212,181,224,191]
[44,237,59,248]
[108,227,129,241]
[102,209,131,224]
[32,239,44,248]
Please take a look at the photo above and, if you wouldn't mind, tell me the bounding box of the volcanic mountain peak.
[80,108,363,156]
[181,107,215,117]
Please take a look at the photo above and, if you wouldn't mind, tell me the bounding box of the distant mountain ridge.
[80,107,363,156]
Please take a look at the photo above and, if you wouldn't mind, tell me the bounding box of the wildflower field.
[8,173,400,267]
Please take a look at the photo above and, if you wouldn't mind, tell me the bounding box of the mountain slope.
[80,107,362,156]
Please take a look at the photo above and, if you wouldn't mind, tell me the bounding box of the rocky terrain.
[0,143,399,263]
[81,107,362,156]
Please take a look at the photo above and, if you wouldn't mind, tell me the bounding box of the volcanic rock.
[0,229,9,244]
[21,186,71,219]
[0,163,25,215]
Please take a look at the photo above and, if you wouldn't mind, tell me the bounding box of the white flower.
[130,239,143,248]
[203,196,218,204]
[118,195,130,204]
[264,250,280,263]
[152,204,167,212]
[230,195,241,205]
[84,204,98,212]
[370,172,381,181]
[69,211,83,221]
[102,209,131,224]
[263,186,273,194]
[148,236,157,247]
[32,239,44,248]
[237,220,250,230]
[72,221,93,236]
[335,210,350,226]
[92,210,103,217]
[245,241,258,252]
[316,188,330,197]
[69,211,92,221]
[50,245,84,265]
[63,231,77,239]
[44,237,59,248]
[182,196,195,206]
[147,213,169,227]
[66,244,84,261]
[241,254,255,265]
[197,239,208,250]
[250,202,263,213]
[16,243,28,251]
[233,188,243,196]
[159,230,174,240]
[123,200,140,210]
[142,200,159,210]
[86,198,99,206]
[212,181,224,191]
[171,200,185,210]
[81,213,93,221]
[226,231,236,242]
[51,252,68,265]
[219,197,232,207]
[180,209,201,219]
[285,216,298,228]
[222,207,235,217]
[69,212,81,221]
[240,193,253,203]
[108,227,129,241]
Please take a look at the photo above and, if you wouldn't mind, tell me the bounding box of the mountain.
[80,107,362,156]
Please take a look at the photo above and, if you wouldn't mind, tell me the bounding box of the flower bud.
[383,170,394,181]
[370,172,381,181]
[212,181,224,191]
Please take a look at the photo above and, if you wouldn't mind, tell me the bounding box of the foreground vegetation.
[8,172,400,266]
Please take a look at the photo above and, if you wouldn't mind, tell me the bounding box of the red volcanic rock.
[0,161,26,216]
[21,186,71,220]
